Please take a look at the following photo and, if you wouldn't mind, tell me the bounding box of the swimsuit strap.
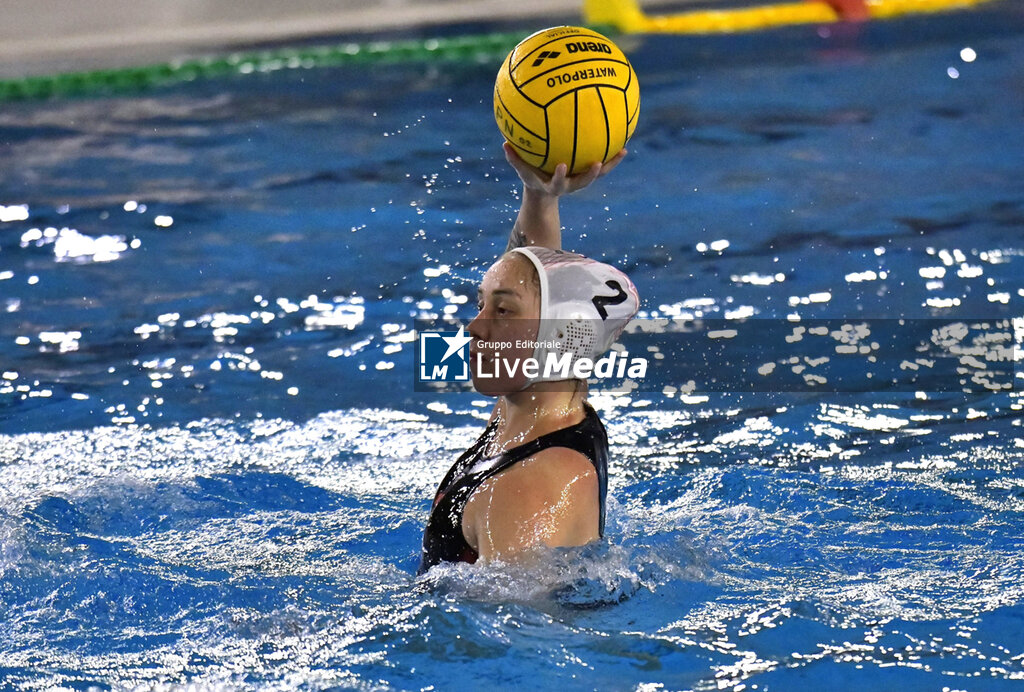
[432,415,500,502]
[462,416,600,490]
[434,405,601,506]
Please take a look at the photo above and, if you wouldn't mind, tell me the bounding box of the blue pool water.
[2,5,1023,690]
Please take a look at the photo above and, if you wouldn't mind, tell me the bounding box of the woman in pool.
[418,144,639,573]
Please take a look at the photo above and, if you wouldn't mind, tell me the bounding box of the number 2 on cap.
[592,280,628,320]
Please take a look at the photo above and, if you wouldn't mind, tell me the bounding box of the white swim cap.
[510,246,640,384]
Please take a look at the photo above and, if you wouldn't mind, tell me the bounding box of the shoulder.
[512,446,598,497]
[463,446,599,544]
[462,446,602,560]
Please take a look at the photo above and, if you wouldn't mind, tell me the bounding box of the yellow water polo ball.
[494,26,640,175]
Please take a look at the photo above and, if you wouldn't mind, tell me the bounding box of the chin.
[470,368,531,397]
[470,380,502,397]
[470,350,535,396]
[470,377,527,397]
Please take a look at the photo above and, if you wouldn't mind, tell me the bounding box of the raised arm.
[503,142,627,252]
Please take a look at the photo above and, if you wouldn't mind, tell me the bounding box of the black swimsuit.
[418,404,609,574]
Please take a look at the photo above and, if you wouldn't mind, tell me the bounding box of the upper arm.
[462,447,600,564]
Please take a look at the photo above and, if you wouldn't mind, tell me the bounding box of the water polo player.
[418,144,638,573]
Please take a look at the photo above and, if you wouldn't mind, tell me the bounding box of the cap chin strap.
[509,248,550,388]
[509,247,604,387]
[508,246,635,388]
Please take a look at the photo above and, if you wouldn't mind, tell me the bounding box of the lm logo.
[418,327,472,382]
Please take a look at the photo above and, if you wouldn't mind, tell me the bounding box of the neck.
[490,380,587,450]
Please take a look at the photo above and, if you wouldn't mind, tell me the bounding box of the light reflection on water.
[0,404,1021,687]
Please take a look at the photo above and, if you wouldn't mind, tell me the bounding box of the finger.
[566,162,603,192]
[598,149,628,176]
[549,162,569,192]
[506,142,561,179]
[504,143,551,186]
[504,142,536,174]
[503,141,529,172]
[502,141,520,163]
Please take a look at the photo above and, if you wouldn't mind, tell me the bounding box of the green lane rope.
[0,0,1001,103]
[0,31,533,103]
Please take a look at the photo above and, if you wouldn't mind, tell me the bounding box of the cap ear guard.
[510,246,639,384]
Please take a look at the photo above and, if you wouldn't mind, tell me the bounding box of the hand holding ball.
[495,26,640,175]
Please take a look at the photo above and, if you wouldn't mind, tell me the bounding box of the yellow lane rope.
[583,0,1000,34]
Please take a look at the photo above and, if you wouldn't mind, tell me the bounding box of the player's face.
[468,254,540,395]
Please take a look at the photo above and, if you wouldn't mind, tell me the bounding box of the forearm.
[505,186,561,252]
